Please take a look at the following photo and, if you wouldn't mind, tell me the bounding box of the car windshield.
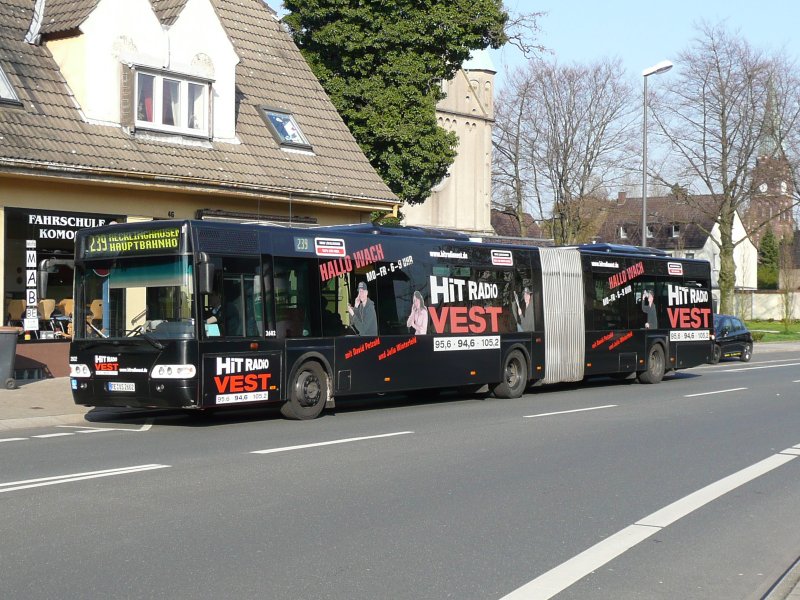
[74,255,195,340]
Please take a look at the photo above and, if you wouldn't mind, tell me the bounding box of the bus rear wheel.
[281,361,328,420]
[492,350,527,399]
[637,344,665,384]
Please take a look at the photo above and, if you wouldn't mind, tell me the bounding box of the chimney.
[617,191,627,205]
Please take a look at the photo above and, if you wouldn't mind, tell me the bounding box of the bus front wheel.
[492,350,528,399]
[281,361,328,420]
[637,344,665,384]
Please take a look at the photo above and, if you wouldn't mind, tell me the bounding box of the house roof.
[0,0,397,208]
[491,208,544,238]
[595,194,719,249]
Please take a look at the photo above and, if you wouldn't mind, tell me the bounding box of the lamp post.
[641,60,673,247]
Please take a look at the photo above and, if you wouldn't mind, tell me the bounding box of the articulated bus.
[69,220,713,419]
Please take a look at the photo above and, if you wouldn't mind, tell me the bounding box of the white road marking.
[0,464,171,494]
[722,362,800,372]
[31,433,75,438]
[0,438,28,443]
[59,419,154,433]
[251,431,414,455]
[524,405,617,419]
[499,452,797,599]
[684,387,747,397]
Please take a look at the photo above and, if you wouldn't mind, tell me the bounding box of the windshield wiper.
[122,328,165,350]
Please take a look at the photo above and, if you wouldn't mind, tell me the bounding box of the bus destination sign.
[84,227,182,257]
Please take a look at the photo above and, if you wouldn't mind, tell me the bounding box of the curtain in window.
[162,79,180,126]
[137,73,154,122]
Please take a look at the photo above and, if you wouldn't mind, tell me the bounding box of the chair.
[6,299,26,327]
[54,298,74,337]
[56,298,74,318]
[87,299,103,326]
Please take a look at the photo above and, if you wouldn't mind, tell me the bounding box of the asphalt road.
[2,351,800,599]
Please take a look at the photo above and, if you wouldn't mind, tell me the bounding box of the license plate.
[108,382,135,392]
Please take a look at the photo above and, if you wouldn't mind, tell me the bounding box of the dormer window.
[134,69,211,136]
[646,225,655,239]
[259,107,312,150]
[0,66,20,105]
[619,225,628,239]
[671,224,680,237]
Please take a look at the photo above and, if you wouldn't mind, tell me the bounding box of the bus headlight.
[151,364,197,379]
[69,364,91,378]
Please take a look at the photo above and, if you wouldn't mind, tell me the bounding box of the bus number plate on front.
[108,382,135,392]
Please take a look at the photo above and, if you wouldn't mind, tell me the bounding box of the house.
[596,192,758,304]
[0,0,397,377]
[403,50,495,235]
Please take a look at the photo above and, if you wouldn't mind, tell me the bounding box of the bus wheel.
[281,362,328,420]
[710,344,721,364]
[637,344,665,384]
[492,350,527,399]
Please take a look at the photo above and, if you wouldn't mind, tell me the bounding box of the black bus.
[69,220,713,419]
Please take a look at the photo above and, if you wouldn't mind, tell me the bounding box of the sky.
[491,0,800,91]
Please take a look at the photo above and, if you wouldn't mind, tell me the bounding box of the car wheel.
[740,343,752,363]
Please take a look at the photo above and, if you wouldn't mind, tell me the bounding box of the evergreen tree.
[283,0,508,205]
[758,228,779,290]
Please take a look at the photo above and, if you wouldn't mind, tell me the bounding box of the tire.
[281,361,328,420]
[710,344,721,364]
[637,344,665,384]
[740,343,753,363]
[492,350,528,399]
[4,377,15,390]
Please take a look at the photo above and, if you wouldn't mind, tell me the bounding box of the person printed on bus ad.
[348,281,377,336]
[641,289,658,329]
[516,286,535,332]
[406,290,428,335]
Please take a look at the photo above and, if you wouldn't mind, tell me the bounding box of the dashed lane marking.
[524,405,617,419]
[251,431,414,455]
[684,387,747,397]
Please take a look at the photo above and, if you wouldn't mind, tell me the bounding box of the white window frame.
[0,65,20,104]
[671,224,680,237]
[619,225,628,239]
[646,225,655,238]
[134,68,211,137]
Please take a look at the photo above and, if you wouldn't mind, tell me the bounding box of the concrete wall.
[733,290,800,320]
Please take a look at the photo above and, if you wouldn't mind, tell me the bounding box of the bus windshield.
[74,255,195,340]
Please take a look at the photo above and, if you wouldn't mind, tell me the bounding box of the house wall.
[48,0,239,138]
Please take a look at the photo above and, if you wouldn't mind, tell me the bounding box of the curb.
[0,412,89,432]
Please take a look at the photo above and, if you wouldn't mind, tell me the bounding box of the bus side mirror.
[197,253,215,295]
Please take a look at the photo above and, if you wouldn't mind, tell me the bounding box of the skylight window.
[259,107,311,150]
[0,66,20,104]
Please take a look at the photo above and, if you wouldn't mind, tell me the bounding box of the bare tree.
[652,22,800,313]
[492,57,637,244]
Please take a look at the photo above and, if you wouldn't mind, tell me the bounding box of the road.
[2,350,800,599]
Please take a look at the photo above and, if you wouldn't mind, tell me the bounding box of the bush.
[752,331,766,342]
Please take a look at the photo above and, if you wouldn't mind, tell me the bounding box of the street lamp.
[642,60,673,247]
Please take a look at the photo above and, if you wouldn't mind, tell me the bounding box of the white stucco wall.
[52,0,239,139]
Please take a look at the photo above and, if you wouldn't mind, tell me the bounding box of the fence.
[733,290,800,320]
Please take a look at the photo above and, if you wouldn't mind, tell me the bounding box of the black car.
[710,314,753,363]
